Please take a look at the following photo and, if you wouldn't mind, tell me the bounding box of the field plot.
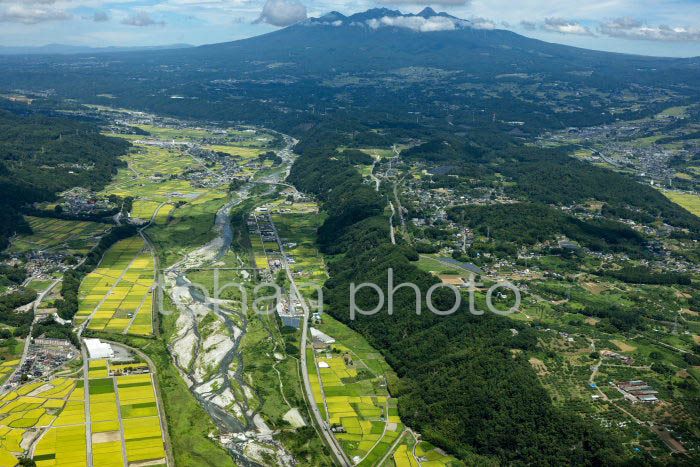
[123,416,166,463]
[0,360,20,385]
[271,208,327,284]
[117,374,167,464]
[0,378,86,464]
[34,425,87,467]
[663,191,700,217]
[203,144,264,161]
[86,369,166,465]
[154,204,174,225]
[17,364,167,466]
[307,316,403,466]
[75,236,155,335]
[10,216,109,254]
[131,200,162,220]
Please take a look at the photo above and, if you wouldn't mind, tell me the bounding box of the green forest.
[0,110,130,249]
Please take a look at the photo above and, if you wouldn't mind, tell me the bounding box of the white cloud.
[255,0,307,27]
[367,14,469,32]
[542,17,594,36]
[0,4,70,23]
[0,0,59,4]
[470,16,497,30]
[376,0,471,5]
[121,12,164,27]
[599,17,700,41]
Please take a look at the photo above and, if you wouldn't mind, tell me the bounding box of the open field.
[76,236,155,335]
[271,208,328,285]
[10,216,110,254]
[662,191,700,216]
[131,200,162,220]
[0,359,169,466]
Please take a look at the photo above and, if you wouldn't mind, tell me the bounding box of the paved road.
[112,376,129,467]
[268,214,351,466]
[99,338,174,466]
[388,202,396,245]
[81,344,94,467]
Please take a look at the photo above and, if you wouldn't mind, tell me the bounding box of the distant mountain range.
[0,8,698,132]
[0,43,193,55]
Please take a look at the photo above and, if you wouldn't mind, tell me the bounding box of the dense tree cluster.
[0,110,130,248]
[594,266,692,286]
[0,264,27,287]
[0,288,36,337]
[448,203,649,257]
[32,319,79,347]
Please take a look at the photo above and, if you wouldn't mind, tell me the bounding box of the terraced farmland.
[75,236,155,335]
[390,440,461,467]
[9,216,110,255]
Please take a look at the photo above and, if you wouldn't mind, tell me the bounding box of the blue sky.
[1,0,699,57]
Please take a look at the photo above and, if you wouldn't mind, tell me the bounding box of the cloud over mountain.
[367,14,468,32]
[376,0,472,5]
[256,0,307,27]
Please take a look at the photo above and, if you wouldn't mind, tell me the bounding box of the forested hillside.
[288,127,626,465]
[0,110,130,249]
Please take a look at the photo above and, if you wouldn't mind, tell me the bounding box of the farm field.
[388,440,461,467]
[131,200,162,220]
[75,236,155,335]
[9,217,110,255]
[0,359,20,386]
[0,378,83,465]
[307,315,405,466]
[270,207,327,286]
[0,359,170,466]
[662,191,700,216]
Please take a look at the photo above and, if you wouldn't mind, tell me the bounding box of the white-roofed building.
[84,338,114,359]
[310,327,336,345]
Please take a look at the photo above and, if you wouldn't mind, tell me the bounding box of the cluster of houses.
[8,337,76,387]
[59,187,114,215]
[20,251,72,277]
[601,349,635,365]
[615,380,659,403]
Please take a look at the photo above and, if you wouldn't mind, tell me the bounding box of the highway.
[267,213,352,466]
